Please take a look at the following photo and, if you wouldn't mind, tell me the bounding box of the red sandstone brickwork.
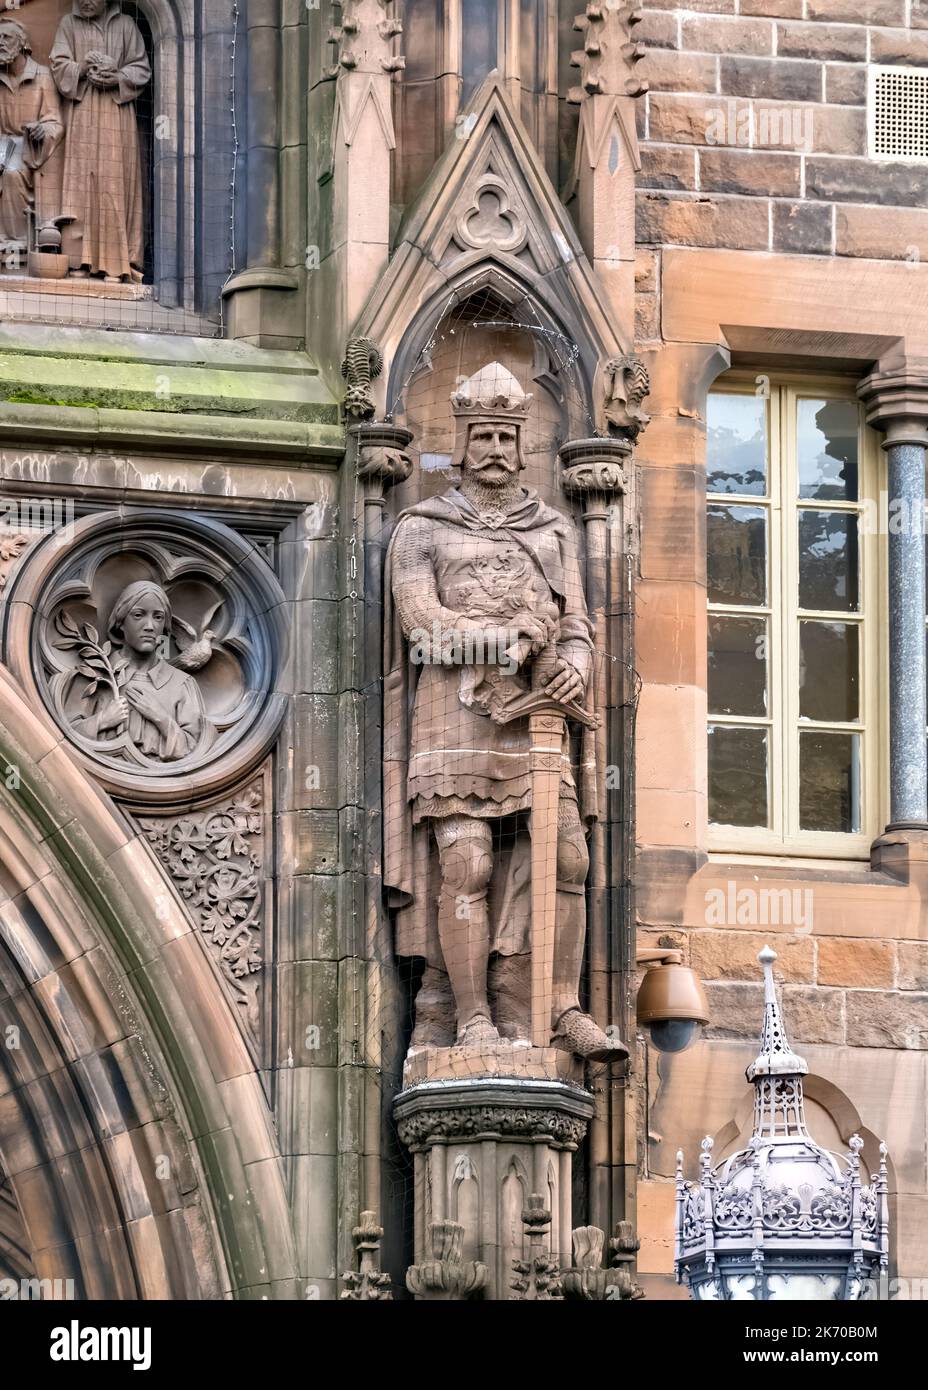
[635,4,928,274]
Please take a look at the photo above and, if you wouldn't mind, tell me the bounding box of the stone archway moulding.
[0,663,297,1297]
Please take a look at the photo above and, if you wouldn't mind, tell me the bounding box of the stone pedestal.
[394,1045,594,1300]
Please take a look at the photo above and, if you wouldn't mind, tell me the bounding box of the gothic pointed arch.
[0,665,297,1298]
[354,72,630,426]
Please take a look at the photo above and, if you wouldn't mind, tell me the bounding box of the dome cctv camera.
[636,950,709,1055]
[645,1017,703,1054]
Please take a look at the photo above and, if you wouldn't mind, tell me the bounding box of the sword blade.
[529,711,564,1048]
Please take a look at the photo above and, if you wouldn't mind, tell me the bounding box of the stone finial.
[406,1219,488,1300]
[562,1222,645,1300]
[568,2,649,103]
[511,1194,563,1300]
[608,1220,645,1298]
[340,1210,393,1300]
[341,337,384,420]
[603,355,650,441]
[572,1225,605,1270]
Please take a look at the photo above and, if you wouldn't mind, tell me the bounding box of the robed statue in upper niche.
[50,0,150,282]
[0,19,63,254]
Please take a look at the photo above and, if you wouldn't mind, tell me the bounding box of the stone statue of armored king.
[384,363,626,1062]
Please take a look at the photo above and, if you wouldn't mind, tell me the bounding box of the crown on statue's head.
[450,362,533,424]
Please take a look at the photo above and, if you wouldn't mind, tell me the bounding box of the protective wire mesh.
[365,292,641,1287]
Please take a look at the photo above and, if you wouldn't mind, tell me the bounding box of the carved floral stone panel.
[138,776,267,1041]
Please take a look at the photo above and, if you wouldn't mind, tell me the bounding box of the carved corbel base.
[394,1067,594,1301]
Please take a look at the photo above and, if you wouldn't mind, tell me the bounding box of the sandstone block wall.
[631,9,928,1282]
[635,3,928,267]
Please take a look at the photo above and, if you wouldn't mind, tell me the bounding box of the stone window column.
[859,368,928,830]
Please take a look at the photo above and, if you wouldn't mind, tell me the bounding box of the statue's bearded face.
[462,423,521,488]
[0,25,25,65]
[76,0,106,17]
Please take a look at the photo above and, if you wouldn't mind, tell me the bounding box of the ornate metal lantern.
[675,946,889,1300]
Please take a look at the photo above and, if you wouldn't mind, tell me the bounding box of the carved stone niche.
[395,1070,594,1301]
[5,509,288,803]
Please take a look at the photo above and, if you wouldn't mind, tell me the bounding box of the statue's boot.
[550,829,628,1062]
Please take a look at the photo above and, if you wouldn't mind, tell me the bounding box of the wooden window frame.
[707,372,886,859]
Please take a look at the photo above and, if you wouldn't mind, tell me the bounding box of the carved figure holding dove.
[59,580,216,764]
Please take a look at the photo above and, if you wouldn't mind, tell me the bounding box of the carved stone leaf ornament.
[6,510,288,802]
[396,1104,588,1150]
[0,531,30,589]
[139,782,265,1039]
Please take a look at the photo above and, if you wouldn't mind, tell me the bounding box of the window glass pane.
[798,510,859,612]
[708,615,767,717]
[707,393,767,496]
[707,505,767,606]
[708,724,768,827]
[799,621,859,722]
[797,399,859,502]
[799,731,860,832]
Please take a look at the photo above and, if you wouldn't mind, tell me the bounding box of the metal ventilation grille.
[869,65,928,162]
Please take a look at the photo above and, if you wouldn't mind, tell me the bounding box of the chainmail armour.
[390,505,591,825]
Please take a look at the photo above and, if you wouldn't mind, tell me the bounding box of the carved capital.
[561,461,628,499]
[858,364,928,448]
[559,436,630,516]
[352,422,413,488]
[396,1102,589,1150]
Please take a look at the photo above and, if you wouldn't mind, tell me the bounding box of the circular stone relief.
[6,509,288,803]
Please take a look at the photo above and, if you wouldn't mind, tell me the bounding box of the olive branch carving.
[53,609,121,702]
